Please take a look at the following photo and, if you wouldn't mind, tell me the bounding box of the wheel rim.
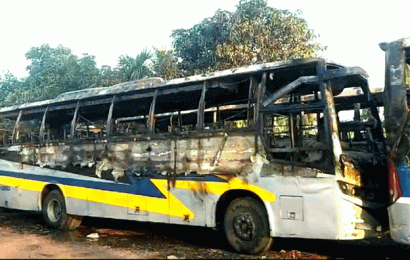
[233,213,256,241]
[47,199,62,223]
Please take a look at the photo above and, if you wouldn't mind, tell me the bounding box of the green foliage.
[24,44,80,96]
[172,0,324,74]
[152,47,181,80]
[77,53,100,88]
[1,44,109,106]
[217,1,322,69]
[0,0,324,108]
[171,9,231,75]
[117,48,153,81]
[0,71,20,107]
[98,65,121,87]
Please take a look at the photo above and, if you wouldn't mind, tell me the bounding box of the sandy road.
[0,207,409,259]
[0,226,161,259]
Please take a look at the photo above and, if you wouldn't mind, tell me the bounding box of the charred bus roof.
[0,58,369,119]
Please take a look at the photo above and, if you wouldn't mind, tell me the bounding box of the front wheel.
[224,197,273,255]
[42,190,83,230]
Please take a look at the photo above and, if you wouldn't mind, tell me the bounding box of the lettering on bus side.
[0,185,11,191]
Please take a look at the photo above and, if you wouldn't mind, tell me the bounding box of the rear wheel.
[224,197,273,255]
[42,190,83,230]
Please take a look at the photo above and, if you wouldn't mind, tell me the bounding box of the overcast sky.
[1,0,409,89]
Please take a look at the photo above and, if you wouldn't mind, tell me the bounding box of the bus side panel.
[63,182,171,224]
[65,196,89,216]
[168,186,216,227]
[0,159,45,212]
[67,193,169,224]
[0,183,40,211]
[61,183,131,219]
[81,199,127,220]
[259,174,339,239]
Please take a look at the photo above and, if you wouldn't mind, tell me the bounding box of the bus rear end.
[387,142,410,243]
[380,37,410,244]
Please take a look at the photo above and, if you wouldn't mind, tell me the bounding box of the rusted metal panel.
[39,107,48,143]
[70,101,80,139]
[106,96,116,137]
[147,90,158,135]
[11,110,22,143]
[323,66,368,81]
[247,76,257,126]
[196,82,207,131]
[254,73,266,131]
[380,38,410,147]
[13,130,258,183]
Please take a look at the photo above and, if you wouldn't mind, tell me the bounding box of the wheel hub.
[233,213,255,241]
[47,199,62,222]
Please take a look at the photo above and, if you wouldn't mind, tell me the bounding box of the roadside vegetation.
[0,0,324,107]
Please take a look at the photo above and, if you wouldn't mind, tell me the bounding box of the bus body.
[0,58,389,254]
[380,37,410,244]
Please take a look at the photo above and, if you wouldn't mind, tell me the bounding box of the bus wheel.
[42,190,83,230]
[224,197,273,255]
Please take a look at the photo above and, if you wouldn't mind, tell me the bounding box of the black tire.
[224,197,273,255]
[42,190,83,230]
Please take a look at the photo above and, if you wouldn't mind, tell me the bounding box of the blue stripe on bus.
[0,170,166,198]
[0,169,227,198]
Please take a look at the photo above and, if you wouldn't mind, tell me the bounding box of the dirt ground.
[0,207,409,259]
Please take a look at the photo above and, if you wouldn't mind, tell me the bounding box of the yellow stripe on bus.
[62,181,195,218]
[0,176,45,192]
[0,175,195,219]
[0,175,273,221]
[172,176,276,202]
[150,179,195,219]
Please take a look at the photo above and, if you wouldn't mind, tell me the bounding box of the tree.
[22,44,82,102]
[172,0,324,75]
[2,44,103,106]
[77,53,100,88]
[216,0,323,69]
[0,71,20,107]
[98,65,121,88]
[172,9,231,75]
[116,49,153,82]
[152,47,181,80]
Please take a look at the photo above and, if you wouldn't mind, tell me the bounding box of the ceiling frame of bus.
[1,67,370,125]
[0,82,236,119]
[261,66,369,109]
[0,58,331,119]
[1,60,373,150]
[261,63,371,169]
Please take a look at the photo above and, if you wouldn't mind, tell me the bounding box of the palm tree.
[117,48,153,81]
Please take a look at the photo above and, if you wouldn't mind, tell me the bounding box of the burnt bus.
[0,58,389,254]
